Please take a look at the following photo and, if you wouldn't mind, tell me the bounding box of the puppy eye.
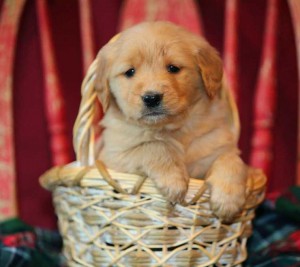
[124,68,135,78]
[167,65,181,74]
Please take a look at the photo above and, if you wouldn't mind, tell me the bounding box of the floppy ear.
[196,40,223,98]
[95,46,112,112]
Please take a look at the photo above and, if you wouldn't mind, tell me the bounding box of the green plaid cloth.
[0,218,64,267]
[246,187,300,267]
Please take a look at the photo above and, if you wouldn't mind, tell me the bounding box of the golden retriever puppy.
[95,21,247,221]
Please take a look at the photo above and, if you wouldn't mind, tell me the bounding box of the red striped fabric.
[224,0,239,102]
[250,0,278,179]
[79,0,95,74]
[36,0,71,166]
[0,0,26,220]
[119,0,203,35]
[288,0,300,185]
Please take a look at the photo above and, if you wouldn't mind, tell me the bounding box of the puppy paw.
[209,182,246,222]
[156,175,189,204]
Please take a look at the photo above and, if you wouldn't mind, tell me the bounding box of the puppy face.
[96,22,223,125]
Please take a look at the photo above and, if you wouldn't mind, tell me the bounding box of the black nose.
[142,93,163,108]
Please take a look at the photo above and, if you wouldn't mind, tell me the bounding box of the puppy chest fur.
[100,97,236,178]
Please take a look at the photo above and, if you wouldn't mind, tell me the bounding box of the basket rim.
[40,161,266,208]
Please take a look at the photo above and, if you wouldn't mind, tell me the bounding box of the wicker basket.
[40,58,266,267]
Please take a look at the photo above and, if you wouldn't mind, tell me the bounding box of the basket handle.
[73,34,121,166]
[73,59,98,166]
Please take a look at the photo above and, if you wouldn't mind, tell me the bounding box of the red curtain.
[6,0,298,228]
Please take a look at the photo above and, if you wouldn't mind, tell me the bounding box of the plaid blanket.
[246,186,300,267]
[0,218,64,267]
[1,186,300,267]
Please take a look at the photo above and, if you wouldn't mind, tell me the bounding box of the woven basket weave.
[40,58,266,267]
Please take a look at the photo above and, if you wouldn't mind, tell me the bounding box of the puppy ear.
[95,46,111,112]
[196,40,223,98]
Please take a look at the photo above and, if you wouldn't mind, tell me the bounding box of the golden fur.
[95,21,247,221]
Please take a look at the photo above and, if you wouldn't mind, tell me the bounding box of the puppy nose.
[142,93,163,108]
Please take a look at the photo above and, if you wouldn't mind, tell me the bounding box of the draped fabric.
[288,0,300,185]
[0,0,26,221]
[0,0,297,228]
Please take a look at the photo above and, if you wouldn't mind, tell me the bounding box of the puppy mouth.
[141,108,169,122]
[143,111,166,117]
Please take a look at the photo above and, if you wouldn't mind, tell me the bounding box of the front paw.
[209,182,246,222]
[155,174,189,204]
